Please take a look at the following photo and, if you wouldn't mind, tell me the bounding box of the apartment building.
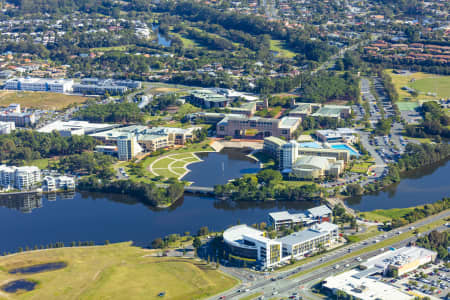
[43,175,75,191]
[0,165,41,190]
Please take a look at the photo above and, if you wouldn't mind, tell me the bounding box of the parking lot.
[388,263,450,299]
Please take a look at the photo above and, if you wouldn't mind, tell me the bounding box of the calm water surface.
[0,151,448,252]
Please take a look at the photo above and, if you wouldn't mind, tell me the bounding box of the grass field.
[239,292,263,300]
[150,152,203,179]
[0,91,88,110]
[396,101,420,111]
[350,162,372,174]
[270,40,296,58]
[0,242,237,300]
[90,45,130,52]
[387,69,450,101]
[359,207,416,222]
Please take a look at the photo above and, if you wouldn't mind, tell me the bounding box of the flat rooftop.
[323,269,413,300]
[362,246,437,270]
[279,117,300,129]
[38,120,116,134]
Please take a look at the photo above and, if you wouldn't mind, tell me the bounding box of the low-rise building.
[312,105,352,119]
[268,205,332,231]
[316,128,357,143]
[288,103,317,118]
[187,89,230,109]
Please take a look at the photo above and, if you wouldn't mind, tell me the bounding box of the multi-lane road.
[211,209,450,299]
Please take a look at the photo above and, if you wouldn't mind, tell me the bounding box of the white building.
[323,269,413,300]
[38,120,117,136]
[223,221,338,268]
[223,225,282,268]
[0,121,15,134]
[268,205,333,231]
[0,165,41,190]
[4,78,74,93]
[280,140,298,170]
[276,222,339,258]
[117,135,143,161]
[43,175,75,191]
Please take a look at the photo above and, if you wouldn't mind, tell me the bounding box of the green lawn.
[396,101,420,111]
[387,69,450,101]
[270,40,296,58]
[26,158,56,169]
[350,162,372,174]
[150,152,203,179]
[0,242,238,300]
[90,45,130,52]
[152,157,176,169]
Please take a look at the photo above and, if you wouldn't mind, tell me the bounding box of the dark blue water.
[182,150,260,187]
[0,150,448,253]
[2,279,36,293]
[9,262,67,274]
[346,160,450,211]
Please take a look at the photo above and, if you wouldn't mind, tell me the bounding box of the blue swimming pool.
[331,144,360,156]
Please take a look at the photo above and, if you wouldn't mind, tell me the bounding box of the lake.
[0,151,448,252]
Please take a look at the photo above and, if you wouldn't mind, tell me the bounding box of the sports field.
[150,152,203,179]
[0,91,88,110]
[0,242,237,299]
[396,101,420,111]
[387,69,450,101]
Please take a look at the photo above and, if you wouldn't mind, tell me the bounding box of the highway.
[210,209,450,299]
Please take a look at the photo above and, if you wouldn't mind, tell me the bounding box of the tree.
[197,226,209,236]
[193,237,202,249]
[151,238,164,249]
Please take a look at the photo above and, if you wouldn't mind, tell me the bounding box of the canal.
[0,151,448,252]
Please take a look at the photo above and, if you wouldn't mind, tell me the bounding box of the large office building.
[323,246,437,300]
[217,116,300,140]
[90,125,199,153]
[4,78,74,93]
[187,89,230,109]
[0,112,35,127]
[0,165,41,190]
[268,205,332,231]
[263,138,350,174]
[73,78,140,96]
[277,222,339,258]
[38,120,118,136]
[223,221,338,268]
[223,225,282,268]
[360,246,437,277]
[291,155,344,179]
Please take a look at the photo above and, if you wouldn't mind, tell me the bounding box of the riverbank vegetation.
[364,143,450,193]
[0,242,237,299]
[214,169,322,202]
[360,197,449,229]
[405,101,450,139]
[78,178,184,207]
